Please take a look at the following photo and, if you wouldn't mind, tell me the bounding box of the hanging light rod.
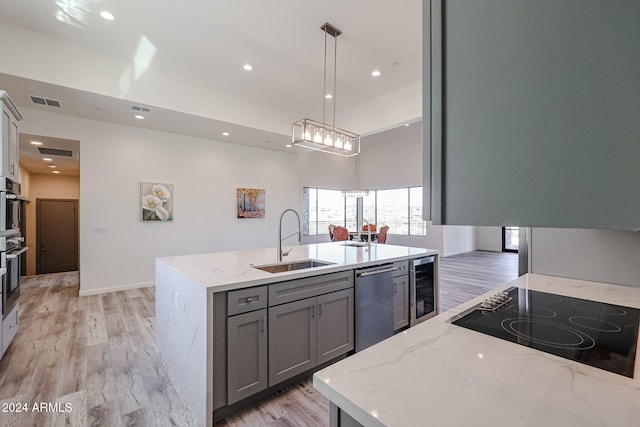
[292,22,361,157]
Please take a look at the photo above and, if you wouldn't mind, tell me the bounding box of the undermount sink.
[341,242,369,247]
[253,259,335,274]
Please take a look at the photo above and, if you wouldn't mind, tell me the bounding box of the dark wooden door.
[36,199,78,274]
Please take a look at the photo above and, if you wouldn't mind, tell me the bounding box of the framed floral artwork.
[237,188,265,218]
[141,182,174,221]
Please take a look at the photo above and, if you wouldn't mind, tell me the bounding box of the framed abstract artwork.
[237,188,265,218]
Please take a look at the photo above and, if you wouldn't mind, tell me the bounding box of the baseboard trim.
[79,281,154,296]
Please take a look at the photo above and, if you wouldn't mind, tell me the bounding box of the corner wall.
[18,107,300,295]
[530,228,640,287]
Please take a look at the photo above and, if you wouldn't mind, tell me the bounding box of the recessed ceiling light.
[404,123,410,127]
[325,94,333,99]
[135,115,145,120]
[43,158,53,161]
[243,64,253,71]
[285,144,292,148]
[31,141,43,146]
[222,132,230,136]
[48,165,57,168]
[52,171,60,174]
[100,11,115,21]
[371,70,381,77]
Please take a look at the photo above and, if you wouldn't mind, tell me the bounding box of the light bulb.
[334,135,344,149]
[303,130,311,140]
[324,133,333,146]
[344,140,352,151]
[313,130,323,143]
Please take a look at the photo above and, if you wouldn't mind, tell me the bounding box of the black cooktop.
[451,287,640,378]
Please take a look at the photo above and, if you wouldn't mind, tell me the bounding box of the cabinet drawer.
[2,303,18,355]
[393,261,409,277]
[269,271,353,307]
[228,286,268,316]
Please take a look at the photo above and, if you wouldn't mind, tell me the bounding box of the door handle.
[318,303,323,317]
[357,266,399,277]
[260,316,266,334]
[311,305,316,319]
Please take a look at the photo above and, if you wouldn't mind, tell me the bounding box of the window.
[303,186,427,237]
[377,189,409,234]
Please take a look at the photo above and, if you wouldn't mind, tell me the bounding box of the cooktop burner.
[450,287,640,378]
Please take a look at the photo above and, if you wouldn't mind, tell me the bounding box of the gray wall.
[531,228,640,287]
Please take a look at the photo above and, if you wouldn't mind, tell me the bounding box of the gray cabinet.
[268,271,355,386]
[317,289,354,365]
[426,0,640,229]
[393,261,409,331]
[0,91,21,182]
[393,275,409,331]
[2,303,19,356]
[268,298,317,385]
[226,285,268,405]
[227,308,267,405]
[269,288,354,385]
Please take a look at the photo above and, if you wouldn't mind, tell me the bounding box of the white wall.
[297,128,476,257]
[530,228,640,288]
[18,107,300,295]
[443,226,476,257]
[476,226,502,252]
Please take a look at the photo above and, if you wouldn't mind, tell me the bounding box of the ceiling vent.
[29,95,61,108]
[131,105,151,113]
[38,147,73,157]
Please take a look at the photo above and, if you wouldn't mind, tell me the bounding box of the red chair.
[333,226,349,241]
[328,224,336,241]
[377,225,389,244]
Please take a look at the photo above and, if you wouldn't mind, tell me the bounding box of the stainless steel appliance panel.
[355,264,396,352]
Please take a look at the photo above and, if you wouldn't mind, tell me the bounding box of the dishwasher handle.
[357,266,399,277]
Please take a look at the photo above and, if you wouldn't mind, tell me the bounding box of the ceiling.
[0,1,423,174]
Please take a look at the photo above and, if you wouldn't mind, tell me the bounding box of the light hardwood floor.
[0,251,517,427]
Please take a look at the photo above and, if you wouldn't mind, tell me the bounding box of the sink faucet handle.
[282,248,292,257]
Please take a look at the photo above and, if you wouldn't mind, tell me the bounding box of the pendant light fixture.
[292,23,360,157]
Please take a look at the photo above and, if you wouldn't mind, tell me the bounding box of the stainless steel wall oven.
[0,177,27,319]
[410,256,438,326]
[1,177,22,236]
[1,235,26,318]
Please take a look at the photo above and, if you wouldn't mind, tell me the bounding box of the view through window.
[303,187,427,237]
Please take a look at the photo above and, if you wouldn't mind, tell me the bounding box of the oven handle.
[6,247,28,259]
[4,194,17,200]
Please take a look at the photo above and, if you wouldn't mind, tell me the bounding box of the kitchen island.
[313,274,640,427]
[155,242,437,427]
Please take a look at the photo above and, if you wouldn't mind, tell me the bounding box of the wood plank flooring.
[0,251,517,427]
[438,251,519,312]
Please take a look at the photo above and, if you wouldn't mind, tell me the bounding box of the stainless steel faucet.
[278,208,301,262]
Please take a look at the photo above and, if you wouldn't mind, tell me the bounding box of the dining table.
[348,231,378,242]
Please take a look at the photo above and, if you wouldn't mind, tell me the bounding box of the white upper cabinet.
[425,0,640,229]
[1,91,22,182]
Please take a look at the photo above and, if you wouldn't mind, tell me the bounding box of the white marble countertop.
[313,274,640,427]
[156,242,437,292]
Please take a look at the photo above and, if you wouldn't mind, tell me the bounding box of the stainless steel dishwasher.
[355,264,396,352]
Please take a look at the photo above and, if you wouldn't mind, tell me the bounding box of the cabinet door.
[1,108,9,179]
[428,0,640,229]
[268,298,316,386]
[393,275,409,331]
[8,116,18,181]
[227,309,267,404]
[2,303,19,356]
[317,289,354,365]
